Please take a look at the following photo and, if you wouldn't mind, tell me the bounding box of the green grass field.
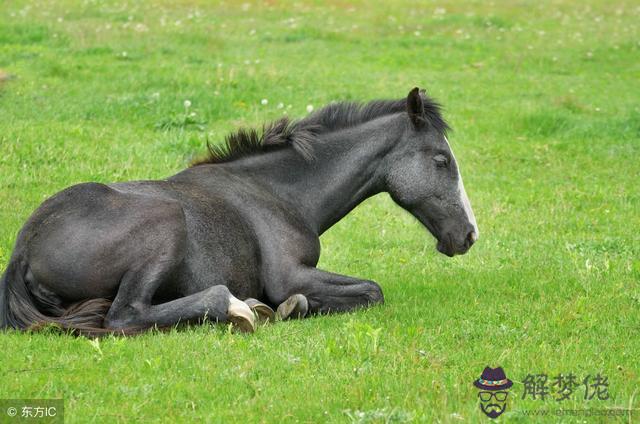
[1,0,639,422]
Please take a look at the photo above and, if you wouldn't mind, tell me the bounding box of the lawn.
[0,0,639,422]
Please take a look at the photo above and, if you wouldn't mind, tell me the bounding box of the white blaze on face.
[445,137,479,239]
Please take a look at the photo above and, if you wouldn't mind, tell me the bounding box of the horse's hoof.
[276,294,308,320]
[227,297,256,333]
[244,298,275,323]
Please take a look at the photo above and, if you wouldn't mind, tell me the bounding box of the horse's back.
[17,176,263,303]
[21,182,187,301]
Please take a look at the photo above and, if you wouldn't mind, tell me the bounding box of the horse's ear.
[407,87,426,129]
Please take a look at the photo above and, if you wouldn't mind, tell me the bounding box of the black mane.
[191,118,316,166]
[191,95,449,166]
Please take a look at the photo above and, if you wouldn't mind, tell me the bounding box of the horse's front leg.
[273,267,384,319]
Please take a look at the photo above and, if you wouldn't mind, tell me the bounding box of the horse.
[0,87,478,335]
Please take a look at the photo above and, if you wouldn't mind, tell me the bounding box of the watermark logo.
[521,372,610,401]
[0,399,63,423]
[473,366,513,419]
[471,369,631,419]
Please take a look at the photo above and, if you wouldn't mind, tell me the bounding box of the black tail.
[0,266,9,329]
[0,256,123,337]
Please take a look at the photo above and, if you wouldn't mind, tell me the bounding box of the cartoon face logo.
[473,366,513,419]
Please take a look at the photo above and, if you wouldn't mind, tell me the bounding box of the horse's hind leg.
[103,221,255,332]
[106,284,254,332]
[244,298,275,323]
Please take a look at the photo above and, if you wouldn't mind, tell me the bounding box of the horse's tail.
[1,255,117,336]
[0,265,9,329]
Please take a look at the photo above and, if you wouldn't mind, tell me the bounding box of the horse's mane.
[191,95,449,166]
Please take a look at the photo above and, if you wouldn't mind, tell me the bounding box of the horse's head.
[384,87,478,257]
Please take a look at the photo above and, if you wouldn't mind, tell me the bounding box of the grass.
[0,0,639,422]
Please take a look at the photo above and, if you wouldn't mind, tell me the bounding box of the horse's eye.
[433,154,448,167]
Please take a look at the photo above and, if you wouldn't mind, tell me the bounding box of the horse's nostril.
[467,231,477,247]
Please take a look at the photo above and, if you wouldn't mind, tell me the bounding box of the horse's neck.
[228,114,403,234]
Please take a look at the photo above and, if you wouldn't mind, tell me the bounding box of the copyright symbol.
[7,407,17,417]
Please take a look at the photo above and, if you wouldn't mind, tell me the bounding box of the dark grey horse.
[0,88,478,334]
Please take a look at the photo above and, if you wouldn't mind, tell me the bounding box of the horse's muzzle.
[436,229,477,257]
